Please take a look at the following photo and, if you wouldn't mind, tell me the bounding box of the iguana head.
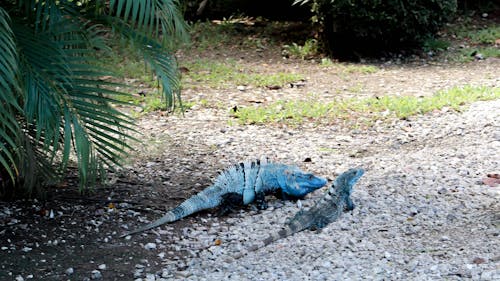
[278,167,327,197]
[334,168,365,193]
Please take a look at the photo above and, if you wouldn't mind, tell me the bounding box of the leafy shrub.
[295,0,457,57]
[457,0,497,12]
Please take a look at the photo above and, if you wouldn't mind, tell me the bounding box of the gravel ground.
[131,98,499,280]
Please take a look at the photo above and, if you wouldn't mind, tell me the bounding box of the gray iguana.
[234,168,364,258]
[121,158,327,237]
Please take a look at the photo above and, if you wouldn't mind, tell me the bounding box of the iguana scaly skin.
[234,168,364,258]
[121,158,327,237]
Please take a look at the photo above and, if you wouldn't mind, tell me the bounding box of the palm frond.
[0,7,21,184]
[102,17,184,109]
[109,0,188,41]
[2,0,188,196]
[92,0,188,109]
[12,14,137,190]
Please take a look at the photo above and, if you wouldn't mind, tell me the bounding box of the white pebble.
[144,243,156,250]
[98,264,106,270]
[90,270,102,279]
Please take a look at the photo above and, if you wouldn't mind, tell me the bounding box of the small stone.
[91,270,102,279]
[384,251,392,260]
[144,243,157,250]
[474,53,484,60]
[237,85,246,91]
[133,269,143,278]
[161,269,171,278]
[480,270,498,280]
[145,273,156,281]
[440,236,450,241]
[15,276,24,281]
[176,271,192,278]
[65,267,74,275]
[437,188,447,194]
[21,247,32,252]
[98,264,107,270]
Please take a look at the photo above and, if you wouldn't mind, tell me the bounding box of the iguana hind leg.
[218,193,244,216]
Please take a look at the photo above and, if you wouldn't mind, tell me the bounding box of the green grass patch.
[320,58,335,67]
[139,94,194,114]
[94,39,154,82]
[454,25,500,45]
[341,64,379,74]
[231,86,499,125]
[423,37,451,52]
[185,19,278,52]
[449,46,500,62]
[432,20,500,62]
[320,59,379,75]
[187,21,237,51]
[181,59,304,88]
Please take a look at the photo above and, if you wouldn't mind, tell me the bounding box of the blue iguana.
[234,168,364,258]
[121,158,327,237]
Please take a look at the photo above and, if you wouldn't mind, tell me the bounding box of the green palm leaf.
[0,7,21,185]
[109,0,187,40]
[1,0,187,197]
[98,0,188,109]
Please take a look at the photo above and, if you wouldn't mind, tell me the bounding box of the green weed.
[423,38,451,52]
[143,95,194,113]
[320,58,335,67]
[181,59,303,88]
[455,25,500,45]
[283,39,319,60]
[450,46,500,62]
[186,21,235,51]
[342,64,379,74]
[231,86,499,125]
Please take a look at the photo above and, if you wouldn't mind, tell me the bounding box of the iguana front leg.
[275,189,305,201]
[345,197,355,211]
[254,192,268,210]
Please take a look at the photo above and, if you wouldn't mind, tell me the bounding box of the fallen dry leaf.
[482,176,500,187]
[472,257,486,264]
[487,173,499,179]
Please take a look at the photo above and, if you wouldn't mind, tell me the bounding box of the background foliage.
[294,0,458,57]
[0,0,187,198]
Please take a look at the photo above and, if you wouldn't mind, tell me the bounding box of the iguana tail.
[235,218,310,259]
[121,188,222,237]
[120,209,178,237]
